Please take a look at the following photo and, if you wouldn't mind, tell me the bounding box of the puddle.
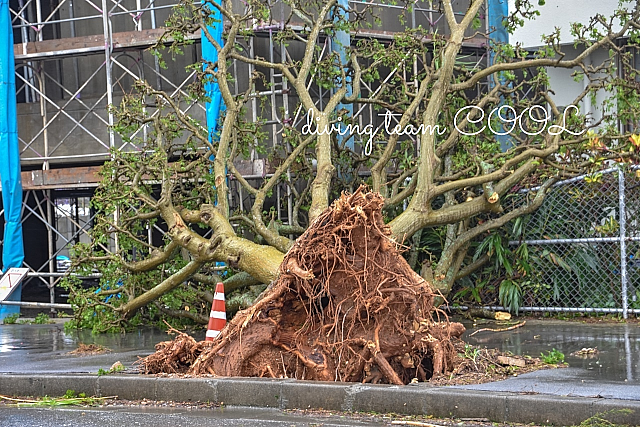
[462,319,640,382]
[0,324,195,373]
[0,324,174,354]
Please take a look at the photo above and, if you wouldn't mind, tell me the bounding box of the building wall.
[543,46,613,124]
[508,1,626,122]
[508,0,629,48]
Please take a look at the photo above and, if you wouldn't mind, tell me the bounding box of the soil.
[143,346,560,387]
[429,343,560,386]
[140,187,554,386]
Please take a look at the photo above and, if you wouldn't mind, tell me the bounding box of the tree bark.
[308,114,336,223]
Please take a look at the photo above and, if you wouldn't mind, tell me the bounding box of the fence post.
[619,165,628,319]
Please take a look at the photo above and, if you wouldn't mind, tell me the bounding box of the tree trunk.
[118,204,287,319]
[308,114,336,223]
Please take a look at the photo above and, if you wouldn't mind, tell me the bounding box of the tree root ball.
[141,187,465,384]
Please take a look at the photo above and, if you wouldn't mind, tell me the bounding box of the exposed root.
[139,324,210,374]
[141,187,465,384]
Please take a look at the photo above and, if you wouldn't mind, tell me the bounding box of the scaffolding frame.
[3,0,488,311]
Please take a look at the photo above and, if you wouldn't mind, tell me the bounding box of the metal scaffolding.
[2,0,488,310]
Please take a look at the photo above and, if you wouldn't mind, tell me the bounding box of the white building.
[509,0,633,125]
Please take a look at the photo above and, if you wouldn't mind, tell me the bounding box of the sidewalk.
[0,373,638,426]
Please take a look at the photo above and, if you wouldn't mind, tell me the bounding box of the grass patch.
[541,348,565,364]
[2,313,20,324]
[8,313,55,325]
[575,409,634,426]
[97,361,125,376]
[33,313,53,324]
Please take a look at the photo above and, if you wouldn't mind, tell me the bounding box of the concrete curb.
[1,374,638,425]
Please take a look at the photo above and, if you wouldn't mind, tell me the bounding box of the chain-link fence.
[505,165,640,317]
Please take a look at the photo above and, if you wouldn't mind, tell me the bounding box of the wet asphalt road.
[0,406,387,427]
[2,319,638,382]
[463,319,640,382]
[1,319,640,404]
[457,319,640,400]
[0,323,168,374]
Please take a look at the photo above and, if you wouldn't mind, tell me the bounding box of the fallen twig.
[391,421,443,427]
[0,394,117,407]
[469,320,526,337]
[0,395,38,403]
[466,308,511,320]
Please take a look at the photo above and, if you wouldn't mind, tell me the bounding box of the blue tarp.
[0,0,25,318]
[487,0,508,50]
[202,0,226,272]
[202,0,225,142]
[332,0,353,151]
[487,0,511,150]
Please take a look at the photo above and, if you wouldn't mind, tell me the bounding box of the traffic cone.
[205,282,226,341]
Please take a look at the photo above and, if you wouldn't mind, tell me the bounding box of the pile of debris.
[141,187,465,384]
[142,326,206,373]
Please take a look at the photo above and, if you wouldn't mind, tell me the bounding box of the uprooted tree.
[65,0,640,332]
[141,188,466,383]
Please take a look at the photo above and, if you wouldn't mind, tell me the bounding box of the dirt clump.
[68,343,111,356]
[429,343,553,386]
[141,325,207,373]
[141,187,465,384]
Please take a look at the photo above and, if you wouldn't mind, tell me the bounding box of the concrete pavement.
[454,367,640,400]
[0,373,639,426]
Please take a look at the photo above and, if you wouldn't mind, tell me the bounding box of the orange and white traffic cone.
[205,282,226,341]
